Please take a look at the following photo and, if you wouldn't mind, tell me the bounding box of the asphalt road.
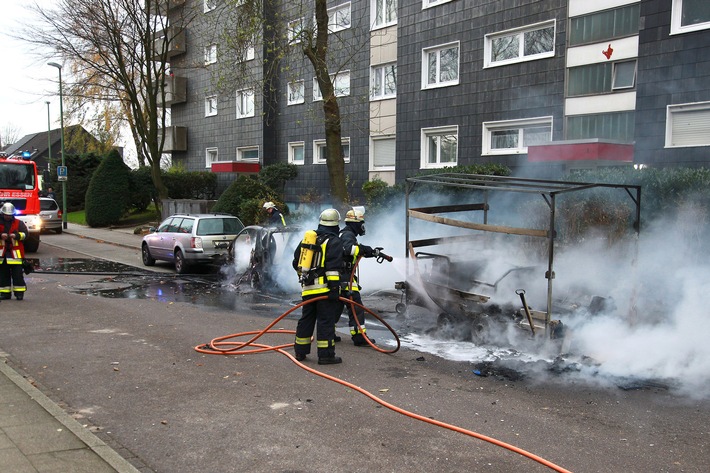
[2,232,709,473]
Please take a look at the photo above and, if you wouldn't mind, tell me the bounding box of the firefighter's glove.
[328,285,340,302]
[340,286,353,300]
[361,245,376,258]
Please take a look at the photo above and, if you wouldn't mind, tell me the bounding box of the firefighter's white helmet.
[319,208,340,227]
[263,201,276,210]
[0,203,15,216]
[344,209,365,223]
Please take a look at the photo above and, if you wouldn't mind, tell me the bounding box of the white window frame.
[423,0,454,9]
[241,44,255,62]
[288,18,304,43]
[370,135,396,170]
[205,44,217,65]
[288,141,305,165]
[204,0,216,13]
[288,80,305,105]
[205,95,218,117]
[422,42,460,89]
[372,0,397,30]
[237,146,260,162]
[484,20,556,68]
[370,63,397,100]
[313,71,350,101]
[421,126,458,168]
[612,60,637,90]
[205,147,218,168]
[313,138,350,164]
[328,3,351,33]
[665,101,710,148]
[482,117,553,155]
[671,0,710,35]
[236,88,255,118]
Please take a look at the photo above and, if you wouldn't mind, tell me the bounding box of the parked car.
[141,213,245,274]
[39,197,62,234]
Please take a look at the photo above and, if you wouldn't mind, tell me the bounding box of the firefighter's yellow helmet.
[344,209,365,223]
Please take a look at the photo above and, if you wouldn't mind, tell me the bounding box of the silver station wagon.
[141,213,244,273]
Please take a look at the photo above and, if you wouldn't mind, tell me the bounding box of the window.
[485,21,555,67]
[204,0,216,13]
[288,142,305,165]
[422,42,459,89]
[612,60,636,90]
[205,44,217,65]
[483,118,552,155]
[241,44,255,62]
[206,148,218,168]
[566,112,635,142]
[666,102,710,147]
[313,138,350,164]
[371,63,396,100]
[205,95,218,117]
[237,146,259,161]
[671,0,710,34]
[423,0,454,8]
[288,80,305,105]
[567,60,637,96]
[313,71,350,101]
[421,126,457,168]
[372,0,397,29]
[328,3,351,32]
[236,88,255,118]
[370,136,395,169]
[569,4,640,46]
[288,18,304,43]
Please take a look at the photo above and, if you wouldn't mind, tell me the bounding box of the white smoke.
[357,194,710,398]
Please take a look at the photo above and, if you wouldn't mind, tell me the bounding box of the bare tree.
[0,123,23,149]
[21,0,197,209]
[208,0,367,209]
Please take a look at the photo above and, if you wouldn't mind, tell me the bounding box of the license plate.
[214,241,228,249]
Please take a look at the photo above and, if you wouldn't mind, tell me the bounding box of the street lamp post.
[45,101,51,181]
[47,62,67,229]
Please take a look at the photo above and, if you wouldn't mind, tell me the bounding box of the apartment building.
[162,0,710,206]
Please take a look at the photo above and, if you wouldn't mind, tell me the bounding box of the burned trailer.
[396,173,641,342]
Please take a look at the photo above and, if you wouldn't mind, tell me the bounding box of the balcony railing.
[153,27,186,59]
[160,75,187,106]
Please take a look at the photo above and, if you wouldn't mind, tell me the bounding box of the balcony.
[160,126,187,152]
[160,75,187,106]
[153,27,186,59]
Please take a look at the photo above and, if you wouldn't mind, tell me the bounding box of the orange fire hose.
[195,257,573,473]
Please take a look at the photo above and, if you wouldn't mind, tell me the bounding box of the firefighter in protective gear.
[262,201,286,227]
[340,208,384,346]
[292,208,344,364]
[0,203,28,300]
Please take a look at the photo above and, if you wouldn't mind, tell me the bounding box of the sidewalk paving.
[0,224,143,473]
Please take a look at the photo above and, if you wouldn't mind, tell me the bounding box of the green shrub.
[163,168,218,199]
[258,163,298,200]
[85,149,132,227]
[211,175,280,225]
[129,166,155,212]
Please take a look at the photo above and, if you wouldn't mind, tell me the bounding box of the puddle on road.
[29,256,298,313]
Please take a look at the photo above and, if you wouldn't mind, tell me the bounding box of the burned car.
[227,225,303,292]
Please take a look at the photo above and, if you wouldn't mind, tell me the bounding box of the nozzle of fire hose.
[376,250,393,263]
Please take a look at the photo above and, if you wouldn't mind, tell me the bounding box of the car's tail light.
[57,210,62,219]
[191,237,203,249]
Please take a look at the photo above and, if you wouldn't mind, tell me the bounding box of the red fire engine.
[0,153,42,252]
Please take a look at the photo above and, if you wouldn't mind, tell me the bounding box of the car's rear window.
[40,199,58,211]
[196,217,244,236]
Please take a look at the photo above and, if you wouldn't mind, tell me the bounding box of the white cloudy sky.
[0,0,63,143]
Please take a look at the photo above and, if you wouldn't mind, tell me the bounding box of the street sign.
[57,165,67,182]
